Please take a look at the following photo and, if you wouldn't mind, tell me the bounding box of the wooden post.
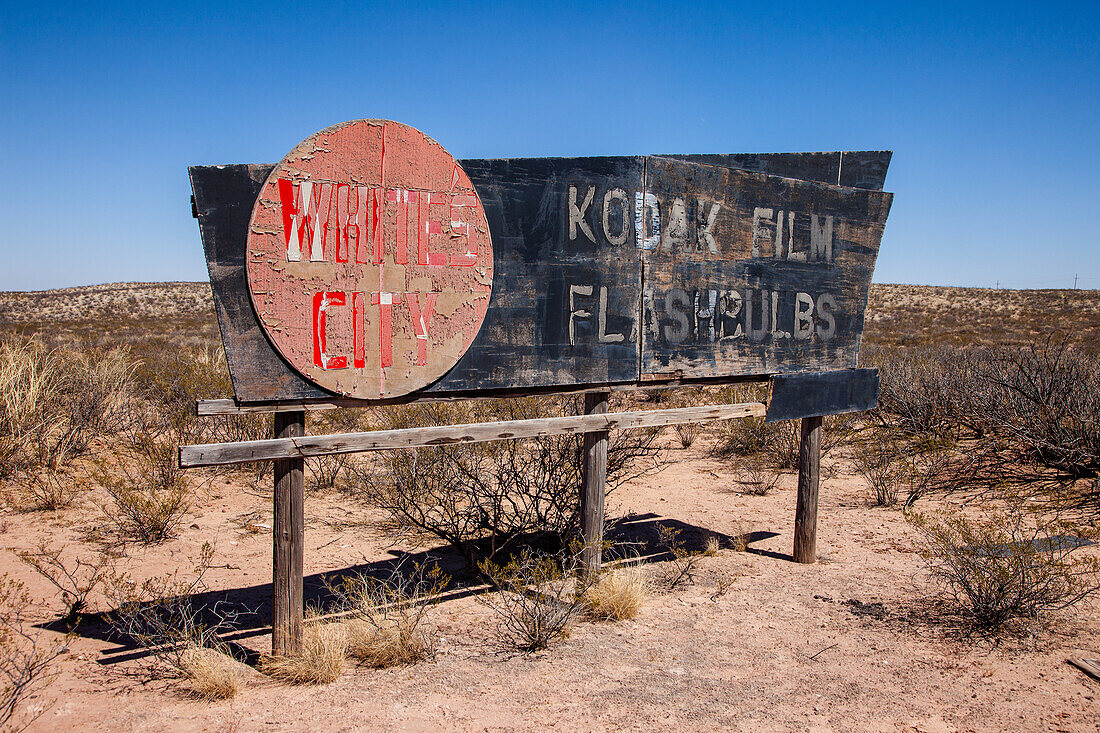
[579,391,610,576]
[793,415,822,564]
[272,410,305,656]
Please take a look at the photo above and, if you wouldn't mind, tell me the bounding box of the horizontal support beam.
[195,374,769,416]
[180,401,766,468]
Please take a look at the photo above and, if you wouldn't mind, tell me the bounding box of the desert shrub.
[260,622,347,684]
[851,433,950,508]
[17,543,109,620]
[910,507,1100,628]
[325,561,445,668]
[6,470,81,512]
[354,396,662,566]
[974,337,1100,478]
[584,568,647,620]
[864,346,961,441]
[96,438,190,544]
[0,340,133,481]
[735,456,782,496]
[0,340,66,477]
[653,524,713,590]
[1,575,67,730]
[305,409,374,493]
[672,422,703,449]
[477,547,591,651]
[713,412,856,469]
[105,543,246,692]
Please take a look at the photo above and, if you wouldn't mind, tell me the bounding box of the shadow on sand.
[43,512,782,666]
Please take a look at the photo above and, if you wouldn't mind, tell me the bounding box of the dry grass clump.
[260,623,347,684]
[344,617,433,668]
[324,561,444,668]
[178,646,242,700]
[584,568,647,620]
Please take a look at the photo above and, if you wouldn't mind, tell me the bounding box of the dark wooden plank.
[794,415,822,564]
[439,157,645,389]
[191,152,892,405]
[190,165,331,403]
[271,411,305,655]
[657,151,893,191]
[579,391,609,576]
[641,157,892,380]
[765,368,879,422]
[179,401,766,467]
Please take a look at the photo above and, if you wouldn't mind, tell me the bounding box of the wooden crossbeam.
[179,401,766,468]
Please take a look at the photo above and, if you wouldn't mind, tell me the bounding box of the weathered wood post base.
[793,415,822,564]
[272,410,305,655]
[579,391,610,576]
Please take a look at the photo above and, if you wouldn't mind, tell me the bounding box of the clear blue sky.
[2,1,1097,291]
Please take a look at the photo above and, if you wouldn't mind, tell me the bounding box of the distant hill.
[1,281,1097,353]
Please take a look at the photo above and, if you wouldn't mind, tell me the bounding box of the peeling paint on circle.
[245,120,494,399]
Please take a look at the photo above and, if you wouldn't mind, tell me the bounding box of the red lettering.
[312,291,347,369]
[370,292,403,368]
[405,292,439,366]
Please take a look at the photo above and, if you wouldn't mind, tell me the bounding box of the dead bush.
[735,456,782,496]
[477,547,591,652]
[975,336,1100,478]
[354,396,662,567]
[713,413,856,469]
[325,561,445,668]
[910,506,1100,629]
[96,438,190,544]
[104,542,247,690]
[583,568,647,621]
[851,433,951,508]
[6,470,81,512]
[260,622,347,684]
[653,524,712,590]
[1,575,67,731]
[17,543,109,620]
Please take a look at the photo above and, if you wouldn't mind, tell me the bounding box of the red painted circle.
[246,120,494,399]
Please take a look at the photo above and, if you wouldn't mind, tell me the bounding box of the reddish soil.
[4,438,1098,732]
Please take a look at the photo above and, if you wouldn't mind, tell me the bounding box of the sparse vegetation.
[584,568,647,620]
[354,397,662,567]
[95,438,190,544]
[477,547,591,652]
[1,575,67,731]
[259,622,348,684]
[104,542,247,693]
[910,507,1100,629]
[325,561,445,668]
[16,543,109,621]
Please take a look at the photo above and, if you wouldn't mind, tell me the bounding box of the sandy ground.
[3,439,1099,733]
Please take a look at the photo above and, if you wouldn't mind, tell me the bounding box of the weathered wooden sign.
[190,121,892,404]
[185,123,895,656]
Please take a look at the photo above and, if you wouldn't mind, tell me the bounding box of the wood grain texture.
[579,392,610,575]
[190,150,892,405]
[641,156,891,380]
[271,411,305,655]
[765,368,879,422]
[180,401,766,467]
[794,415,822,564]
